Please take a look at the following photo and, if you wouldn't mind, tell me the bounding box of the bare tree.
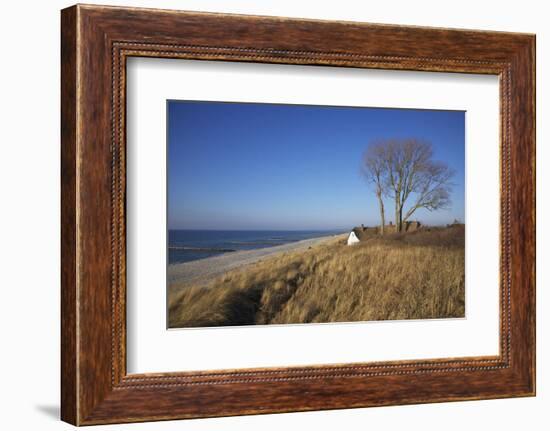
[362,139,454,232]
[360,143,387,234]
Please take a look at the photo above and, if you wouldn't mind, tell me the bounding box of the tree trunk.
[398,206,403,232]
[394,197,400,233]
[377,190,385,235]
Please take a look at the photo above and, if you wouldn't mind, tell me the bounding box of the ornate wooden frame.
[61,4,535,425]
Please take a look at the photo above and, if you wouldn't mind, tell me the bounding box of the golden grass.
[168,226,465,328]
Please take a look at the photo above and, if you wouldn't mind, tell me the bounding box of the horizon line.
[167,224,462,231]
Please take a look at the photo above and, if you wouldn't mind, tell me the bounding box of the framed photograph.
[61,4,536,425]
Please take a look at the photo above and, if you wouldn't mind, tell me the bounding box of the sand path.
[168,234,344,289]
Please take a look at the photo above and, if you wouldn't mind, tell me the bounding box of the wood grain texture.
[60,4,536,425]
[60,5,78,425]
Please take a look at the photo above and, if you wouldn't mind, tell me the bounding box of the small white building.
[347,225,369,245]
[347,230,361,245]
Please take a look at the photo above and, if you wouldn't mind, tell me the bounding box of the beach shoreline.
[168,233,345,291]
[168,226,465,328]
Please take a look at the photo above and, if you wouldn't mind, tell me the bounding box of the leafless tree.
[360,143,387,234]
[362,139,455,233]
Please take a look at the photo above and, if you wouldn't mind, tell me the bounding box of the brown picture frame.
[61,4,536,425]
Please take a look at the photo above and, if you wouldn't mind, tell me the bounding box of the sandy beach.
[168,234,344,290]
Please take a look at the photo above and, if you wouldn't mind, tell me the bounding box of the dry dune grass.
[168,226,465,328]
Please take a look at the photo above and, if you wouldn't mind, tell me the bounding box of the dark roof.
[351,226,374,241]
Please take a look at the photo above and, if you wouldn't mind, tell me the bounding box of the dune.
[168,234,344,290]
[168,226,465,329]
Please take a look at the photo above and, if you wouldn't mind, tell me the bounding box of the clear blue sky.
[167,100,465,230]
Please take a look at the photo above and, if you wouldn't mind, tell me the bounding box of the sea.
[168,230,344,264]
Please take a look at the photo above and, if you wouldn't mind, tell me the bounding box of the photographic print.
[167,101,465,329]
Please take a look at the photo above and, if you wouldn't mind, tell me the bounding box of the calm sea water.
[168,230,343,264]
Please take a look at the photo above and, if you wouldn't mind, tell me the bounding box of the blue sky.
[167,101,465,230]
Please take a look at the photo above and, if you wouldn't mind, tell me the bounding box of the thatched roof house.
[347,225,372,245]
[347,221,422,245]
